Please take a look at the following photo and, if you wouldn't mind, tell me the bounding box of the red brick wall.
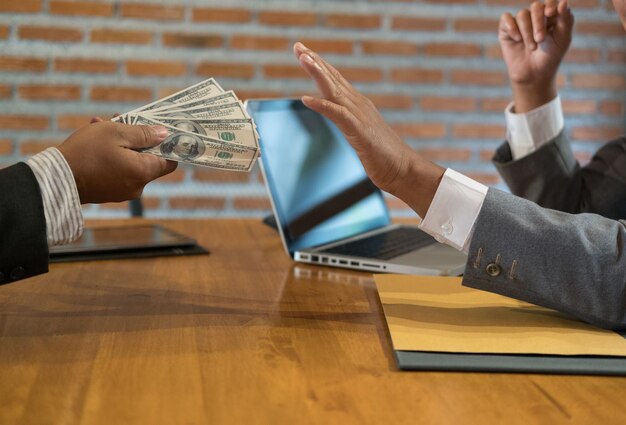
[0,0,624,218]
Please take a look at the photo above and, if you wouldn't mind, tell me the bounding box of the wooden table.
[1,219,625,424]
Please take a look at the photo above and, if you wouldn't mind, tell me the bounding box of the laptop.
[245,99,467,275]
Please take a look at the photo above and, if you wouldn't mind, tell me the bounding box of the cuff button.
[486,263,502,277]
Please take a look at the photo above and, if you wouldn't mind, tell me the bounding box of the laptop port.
[362,263,380,269]
[311,255,319,262]
[339,260,347,265]
[300,255,309,260]
[321,257,328,263]
[350,261,359,266]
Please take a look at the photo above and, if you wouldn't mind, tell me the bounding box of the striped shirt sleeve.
[25,147,84,246]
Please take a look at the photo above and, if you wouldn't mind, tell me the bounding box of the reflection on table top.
[1,219,625,425]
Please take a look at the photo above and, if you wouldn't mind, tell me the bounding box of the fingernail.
[151,125,168,140]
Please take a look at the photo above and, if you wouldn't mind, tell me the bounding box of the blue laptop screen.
[246,99,390,254]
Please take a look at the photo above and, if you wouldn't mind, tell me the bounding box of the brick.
[196,63,255,79]
[421,96,477,112]
[193,8,251,23]
[234,89,285,100]
[0,0,41,13]
[50,1,113,17]
[169,197,226,210]
[451,70,508,86]
[232,197,271,210]
[362,40,418,56]
[571,74,626,90]
[120,4,184,21]
[19,84,81,100]
[564,48,601,63]
[454,18,499,32]
[571,126,624,141]
[90,86,153,102]
[417,148,472,162]
[57,114,97,131]
[424,43,481,57]
[366,94,413,110]
[480,98,510,112]
[0,139,13,156]
[425,0,477,3]
[162,33,223,48]
[453,123,506,139]
[0,84,11,99]
[156,86,184,98]
[264,64,308,80]
[258,11,316,27]
[298,39,353,54]
[485,44,503,59]
[0,56,47,72]
[390,68,443,84]
[608,50,626,64]
[391,16,446,31]
[576,21,624,37]
[19,139,62,155]
[0,115,49,130]
[561,99,597,115]
[0,25,8,39]
[336,67,382,83]
[193,168,251,183]
[480,149,496,162]
[599,100,624,117]
[465,172,501,186]
[231,35,290,51]
[126,60,186,77]
[325,14,381,29]
[391,123,446,139]
[18,25,83,42]
[91,29,153,45]
[55,58,117,73]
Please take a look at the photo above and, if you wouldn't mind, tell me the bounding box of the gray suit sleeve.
[493,133,626,219]
[462,188,626,330]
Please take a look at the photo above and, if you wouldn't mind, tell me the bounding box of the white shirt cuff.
[418,168,488,253]
[26,147,84,246]
[505,95,564,160]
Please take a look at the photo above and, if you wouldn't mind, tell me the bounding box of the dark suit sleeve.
[462,188,626,330]
[493,133,626,219]
[0,162,49,284]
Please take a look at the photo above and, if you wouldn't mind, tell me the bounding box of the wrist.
[393,151,445,218]
[511,80,558,114]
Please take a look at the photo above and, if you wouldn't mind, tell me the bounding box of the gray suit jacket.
[462,132,626,329]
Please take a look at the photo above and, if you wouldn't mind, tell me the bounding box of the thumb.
[119,124,169,149]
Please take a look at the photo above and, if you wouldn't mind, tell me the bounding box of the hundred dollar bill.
[148,101,249,120]
[147,90,239,114]
[127,78,224,117]
[135,116,259,171]
[142,117,259,148]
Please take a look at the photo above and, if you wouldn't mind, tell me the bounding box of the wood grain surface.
[1,219,625,425]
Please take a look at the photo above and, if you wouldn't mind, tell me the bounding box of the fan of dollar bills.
[112,78,259,172]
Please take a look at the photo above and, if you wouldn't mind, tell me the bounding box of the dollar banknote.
[111,78,259,172]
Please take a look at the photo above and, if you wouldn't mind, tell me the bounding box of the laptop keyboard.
[320,227,436,260]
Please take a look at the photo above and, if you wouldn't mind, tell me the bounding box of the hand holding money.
[113,78,260,172]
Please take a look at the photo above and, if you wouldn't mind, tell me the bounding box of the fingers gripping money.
[112,78,260,172]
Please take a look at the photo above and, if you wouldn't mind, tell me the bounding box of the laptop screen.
[246,99,390,254]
